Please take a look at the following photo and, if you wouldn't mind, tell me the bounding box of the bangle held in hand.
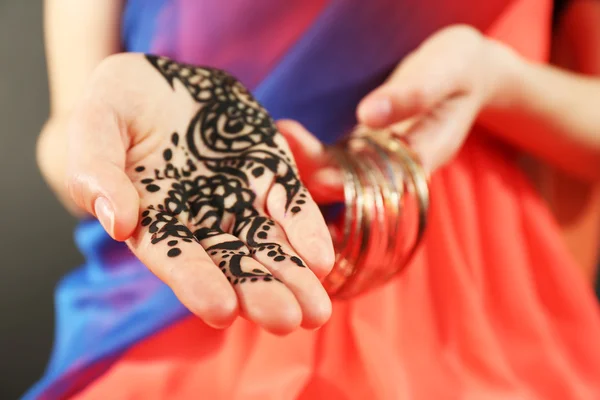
[323,127,430,298]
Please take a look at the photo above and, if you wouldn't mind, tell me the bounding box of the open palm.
[67,54,334,334]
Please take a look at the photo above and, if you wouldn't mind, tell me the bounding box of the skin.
[39,2,600,334]
[300,26,600,198]
[38,0,124,215]
[535,0,600,281]
[67,54,335,334]
[40,1,334,335]
[357,26,600,180]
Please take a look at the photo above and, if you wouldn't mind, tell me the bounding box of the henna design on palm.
[134,55,309,285]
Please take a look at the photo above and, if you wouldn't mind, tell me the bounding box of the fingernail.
[358,95,391,125]
[94,197,115,236]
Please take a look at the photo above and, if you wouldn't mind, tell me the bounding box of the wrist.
[480,37,530,118]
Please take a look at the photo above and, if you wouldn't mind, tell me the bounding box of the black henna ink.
[136,55,310,283]
[146,184,161,192]
[167,248,182,258]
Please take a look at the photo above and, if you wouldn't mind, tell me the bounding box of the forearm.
[480,43,600,181]
[40,0,123,215]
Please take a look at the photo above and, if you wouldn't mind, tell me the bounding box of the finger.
[224,125,335,275]
[127,208,239,329]
[276,120,328,171]
[266,180,335,279]
[195,230,303,335]
[399,95,480,173]
[356,64,455,129]
[66,99,139,241]
[147,157,304,334]
[276,120,343,203]
[129,163,241,329]
[310,167,344,204]
[131,146,304,334]
[234,215,332,329]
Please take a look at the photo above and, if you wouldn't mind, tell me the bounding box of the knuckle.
[403,85,430,111]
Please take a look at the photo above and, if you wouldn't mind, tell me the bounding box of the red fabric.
[74,0,600,398]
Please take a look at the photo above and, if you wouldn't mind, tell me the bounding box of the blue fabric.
[122,0,169,53]
[23,220,189,399]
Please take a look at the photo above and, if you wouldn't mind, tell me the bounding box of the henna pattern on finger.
[134,55,310,285]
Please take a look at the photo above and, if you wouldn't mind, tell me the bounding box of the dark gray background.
[0,1,83,398]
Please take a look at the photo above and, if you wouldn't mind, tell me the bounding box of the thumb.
[66,99,140,241]
[356,26,486,128]
[356,38,468,128]
[356,70,455,129]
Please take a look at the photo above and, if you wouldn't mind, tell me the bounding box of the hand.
[65,53,334,334]
[355,25,514,173]
[278,26,519,204]
[279,26,512,200]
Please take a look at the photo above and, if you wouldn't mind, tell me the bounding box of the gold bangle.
[367,134,428,281]
[323,127,430,298]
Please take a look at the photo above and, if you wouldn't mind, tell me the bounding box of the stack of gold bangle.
[323,126,430,298]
